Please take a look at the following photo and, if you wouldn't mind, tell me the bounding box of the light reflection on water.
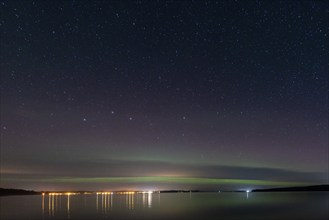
[1,192,328,220]
[39,192,157,219]
[41,193,72,219]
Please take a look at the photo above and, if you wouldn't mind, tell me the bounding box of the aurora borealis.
[1,1,328,191]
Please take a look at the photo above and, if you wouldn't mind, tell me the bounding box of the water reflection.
[2,192,325,220]
[126,193,134,210]
[95,192,113,215]
[40,192,158,218]
[148,192,152,208]
[67,194,70,219]
[42,193,45,218]
[40,193,76,219]
[246,190,251,199]
[102,192,112,214]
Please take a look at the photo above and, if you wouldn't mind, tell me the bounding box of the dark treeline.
[252,185,329,192]
[0,188,41,196]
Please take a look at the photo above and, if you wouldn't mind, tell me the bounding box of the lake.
[1,192,328,220]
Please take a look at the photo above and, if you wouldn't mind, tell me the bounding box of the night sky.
[1,1,328,191]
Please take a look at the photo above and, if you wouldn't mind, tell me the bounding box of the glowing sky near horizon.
[0,0,328,190]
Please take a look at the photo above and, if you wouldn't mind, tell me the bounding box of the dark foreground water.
[1,192,328,220]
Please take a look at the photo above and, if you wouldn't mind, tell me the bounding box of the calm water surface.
[1,192,328,220]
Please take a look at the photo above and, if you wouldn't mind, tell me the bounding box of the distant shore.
[252,185,329,192]
[0,188,41,196]
[1,185,328,196]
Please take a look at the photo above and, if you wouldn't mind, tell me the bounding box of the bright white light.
[246,190,250,193]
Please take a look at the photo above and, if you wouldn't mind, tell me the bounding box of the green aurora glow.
[5,176,310,187]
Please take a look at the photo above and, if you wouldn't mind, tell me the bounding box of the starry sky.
[1,0,328,191]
